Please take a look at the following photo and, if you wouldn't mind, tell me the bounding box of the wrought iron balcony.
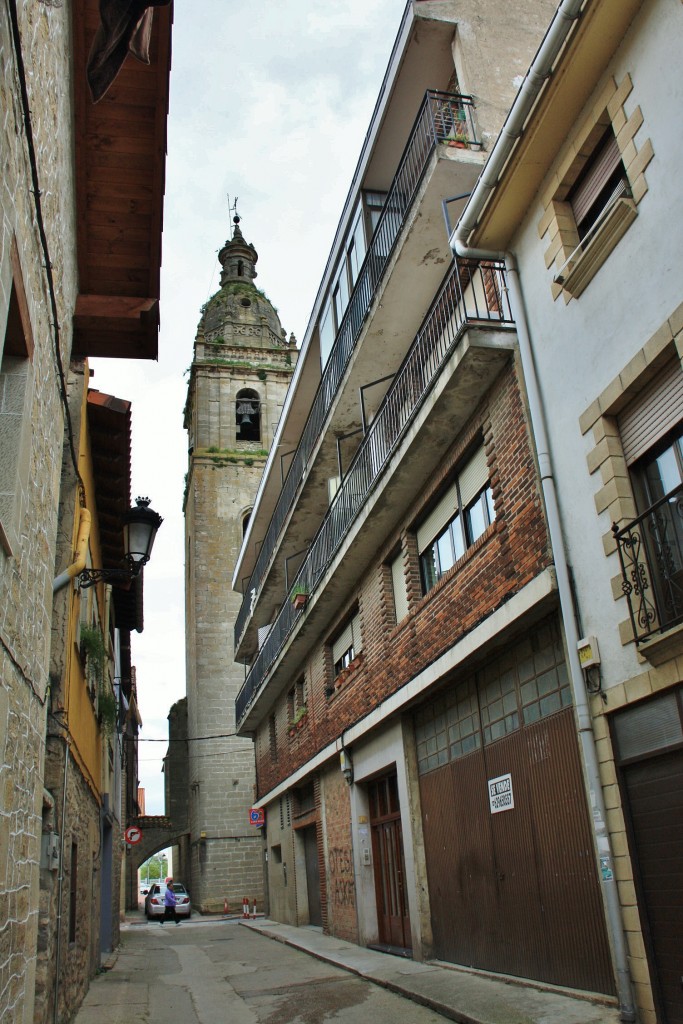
[234,91,481,651]
[236,255,513,727]
[613,484,683,644]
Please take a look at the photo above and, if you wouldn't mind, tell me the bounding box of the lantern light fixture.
[78,497,163,589]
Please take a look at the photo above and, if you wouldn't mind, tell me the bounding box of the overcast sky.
[92,0,405,812]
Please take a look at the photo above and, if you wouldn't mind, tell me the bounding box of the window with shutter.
[417,442,494,595]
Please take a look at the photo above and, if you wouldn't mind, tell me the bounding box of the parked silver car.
[144,882,191,919]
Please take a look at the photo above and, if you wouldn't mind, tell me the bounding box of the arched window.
[242,510,251,537]
[237,259,244,277]
[236,388,261,442]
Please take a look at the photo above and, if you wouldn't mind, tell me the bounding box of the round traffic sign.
[124,825,142,845]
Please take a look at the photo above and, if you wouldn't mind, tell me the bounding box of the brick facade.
[255,360,551,797]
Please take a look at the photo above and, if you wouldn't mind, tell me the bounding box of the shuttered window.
[390,552,409,622]
[332,610,361,674]
[417,442,495,595]
[567,128,628,238]
[618,359,683,467]
[416,482,458,555]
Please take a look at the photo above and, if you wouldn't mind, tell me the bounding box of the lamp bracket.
[77,565,139,589]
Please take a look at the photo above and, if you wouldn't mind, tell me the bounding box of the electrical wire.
[7,0,86,505]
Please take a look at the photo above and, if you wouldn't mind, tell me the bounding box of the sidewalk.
[238,917,621,1024]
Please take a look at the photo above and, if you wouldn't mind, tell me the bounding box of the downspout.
[450,4,635,1019]
[53,507,91,593]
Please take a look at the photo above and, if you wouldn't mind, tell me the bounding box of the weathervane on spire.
[228,194,240,236]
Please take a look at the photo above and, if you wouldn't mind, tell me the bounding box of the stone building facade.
[184,219,297,913]
[1,5,78,1021]
[1,2,170,1021]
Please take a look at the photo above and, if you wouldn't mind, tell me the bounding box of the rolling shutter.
[570,131,623,227]
[416,482,458,554]
[332,611,361,664]
[459,446,489,507]
[618,359,683,466]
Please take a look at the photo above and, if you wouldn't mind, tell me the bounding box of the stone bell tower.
[183,215,297,912]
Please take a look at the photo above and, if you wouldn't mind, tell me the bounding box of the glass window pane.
[451,514,465,561]
[467,496,487,543]
[437,529,455,574]
[421,547,438,593]
[319,302,335,368]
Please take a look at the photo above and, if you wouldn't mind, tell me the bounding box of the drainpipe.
[53,507,91,593]
[449,3,636,1018]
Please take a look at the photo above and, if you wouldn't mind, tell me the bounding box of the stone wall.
[34,740,101,1024]
[185,455,267,912]
[0,2,78,1021]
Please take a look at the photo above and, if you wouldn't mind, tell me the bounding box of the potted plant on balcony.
[291,584,309,610]
[290,705,308,732]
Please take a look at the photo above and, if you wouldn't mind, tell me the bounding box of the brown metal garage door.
[419,709,614,992]
[416,618,614,994]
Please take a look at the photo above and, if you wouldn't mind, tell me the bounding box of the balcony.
[235,91,482,652]
[235,255,515,730]
[613,485,683,661]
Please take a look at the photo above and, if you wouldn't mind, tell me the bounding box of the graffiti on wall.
[328,846,355,906]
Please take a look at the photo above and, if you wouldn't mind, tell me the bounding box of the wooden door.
[368,774,412,952]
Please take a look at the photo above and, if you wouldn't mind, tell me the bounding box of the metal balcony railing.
[235,91,480,650]
[613,483,683,644]
[235,256,514,726]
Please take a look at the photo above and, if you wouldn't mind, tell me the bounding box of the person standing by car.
[161,878,179,925]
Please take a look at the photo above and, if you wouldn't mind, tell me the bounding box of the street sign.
[249,807,265,827]
[124,825,142,845]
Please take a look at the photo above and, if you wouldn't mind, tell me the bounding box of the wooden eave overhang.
[72,1,173,360]
[87,389,144,633]
[468,0,644,252]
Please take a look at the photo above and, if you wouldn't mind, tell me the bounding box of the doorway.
[368,773,412,953]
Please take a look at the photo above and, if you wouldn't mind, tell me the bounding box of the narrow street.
[73,918,448,1024]
[73,915,621,1024]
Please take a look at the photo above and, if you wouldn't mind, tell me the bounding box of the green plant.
[289,705,308,727]
[98,686,118,737]
[80,624,107,690]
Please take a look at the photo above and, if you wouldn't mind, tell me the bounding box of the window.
[347,208,366,287]
[235,388,260,442]
[417,445,494,594]
[566,127,629,240]
[539,73,652,301]
[331,610,361,677]
[0,247,34,557]
[319,299,335,368]
[269,714,277,760]
[415,617,570,774]
[619,361,683,632]
[332,259,350,330]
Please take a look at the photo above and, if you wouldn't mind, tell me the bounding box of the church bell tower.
[183,215,297,911]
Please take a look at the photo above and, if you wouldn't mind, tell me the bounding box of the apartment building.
[451,1,683,1021]
[232,0,622,1005]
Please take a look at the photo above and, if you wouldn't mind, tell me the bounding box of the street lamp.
[78,497,163,589]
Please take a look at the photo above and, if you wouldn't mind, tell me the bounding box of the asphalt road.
[73,918,450,1024]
